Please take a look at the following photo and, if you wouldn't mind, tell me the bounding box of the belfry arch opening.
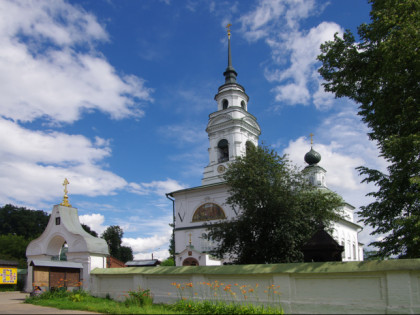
[222,99,228,110]
[218,139,229,163]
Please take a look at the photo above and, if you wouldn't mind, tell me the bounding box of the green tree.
[0,204,49,239]
[168,223,175,257]
[208,145,343,264]
[101,225,133,263]
[101,225,123,258]
[318,0,420,258]
[81,224,98,237]
[161,257,175,266]
[0,234,30,268]
[119,246,134,263]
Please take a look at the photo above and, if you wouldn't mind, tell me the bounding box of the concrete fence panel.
[90,259,420,314]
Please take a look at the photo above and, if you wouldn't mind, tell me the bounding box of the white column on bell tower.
[202,24,261,185]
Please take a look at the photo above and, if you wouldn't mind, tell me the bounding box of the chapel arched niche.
[46,235,67,257]
[192,203,226,222]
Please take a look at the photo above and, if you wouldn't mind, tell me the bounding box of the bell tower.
[202,25,261,185]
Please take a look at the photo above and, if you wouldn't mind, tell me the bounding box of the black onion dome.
[304,147,321,165]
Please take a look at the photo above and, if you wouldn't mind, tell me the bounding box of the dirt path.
[0,291,99,314]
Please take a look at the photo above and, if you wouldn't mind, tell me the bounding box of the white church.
[167,28,364,266]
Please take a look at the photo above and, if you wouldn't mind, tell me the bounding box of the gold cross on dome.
[226,23,232,37]
[309,133,314,145]
[60,178,72,207]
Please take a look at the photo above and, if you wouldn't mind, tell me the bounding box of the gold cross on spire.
[226,23,232,38]
[60,178,72,207]
[309,133,314,145]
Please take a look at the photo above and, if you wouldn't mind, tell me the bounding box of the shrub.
[39,287,70,299]
[124,287,153,307]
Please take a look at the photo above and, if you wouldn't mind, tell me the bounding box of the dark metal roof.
[0,259,18,267]
[30,259,83,269]
[125,259,160,267]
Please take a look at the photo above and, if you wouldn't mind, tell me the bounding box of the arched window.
[192,203,226,222]
[218,139,229,162]
[241,100,246,109]
[222,99,228,110]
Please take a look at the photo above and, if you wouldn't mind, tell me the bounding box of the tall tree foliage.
[0,204,50,239]
[81,224,98,237]
[168,223,175,257]
[0,234,31,268]
[101,225,133,263]
[208,145,343,264]
[318,0,420,258]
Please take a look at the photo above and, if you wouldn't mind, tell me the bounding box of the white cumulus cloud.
[0,0,155,207]
[0,118,129,206]
[79,213,108,235]
[0,0,153,124]
[129,178,186,197]
[123,234,171,254]
[268,22,342,106]
[239,1,342,108]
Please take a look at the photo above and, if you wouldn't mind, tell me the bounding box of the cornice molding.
[206,117,261,136]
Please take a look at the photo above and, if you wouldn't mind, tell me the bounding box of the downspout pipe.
[165,193,176,265]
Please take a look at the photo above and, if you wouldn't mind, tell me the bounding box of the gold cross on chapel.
[60,178,72,207]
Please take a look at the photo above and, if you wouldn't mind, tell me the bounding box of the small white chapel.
[25,179,109,292]
[167,26,364,266]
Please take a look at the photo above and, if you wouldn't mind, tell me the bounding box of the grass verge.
[25,290,178,314]
[25,289,283,314]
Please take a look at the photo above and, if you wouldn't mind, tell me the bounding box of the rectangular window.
[55,217,60,225]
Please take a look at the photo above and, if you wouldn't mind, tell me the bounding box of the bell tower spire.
[202,24,261,185]
[224,24,237,84]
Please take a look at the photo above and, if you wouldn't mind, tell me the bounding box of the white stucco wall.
[332,220,363,261]
[173,183,232,260]
[90,259,420,314]
[90,255,107,270]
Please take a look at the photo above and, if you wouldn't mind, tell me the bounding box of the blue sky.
[0,0,386,260]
